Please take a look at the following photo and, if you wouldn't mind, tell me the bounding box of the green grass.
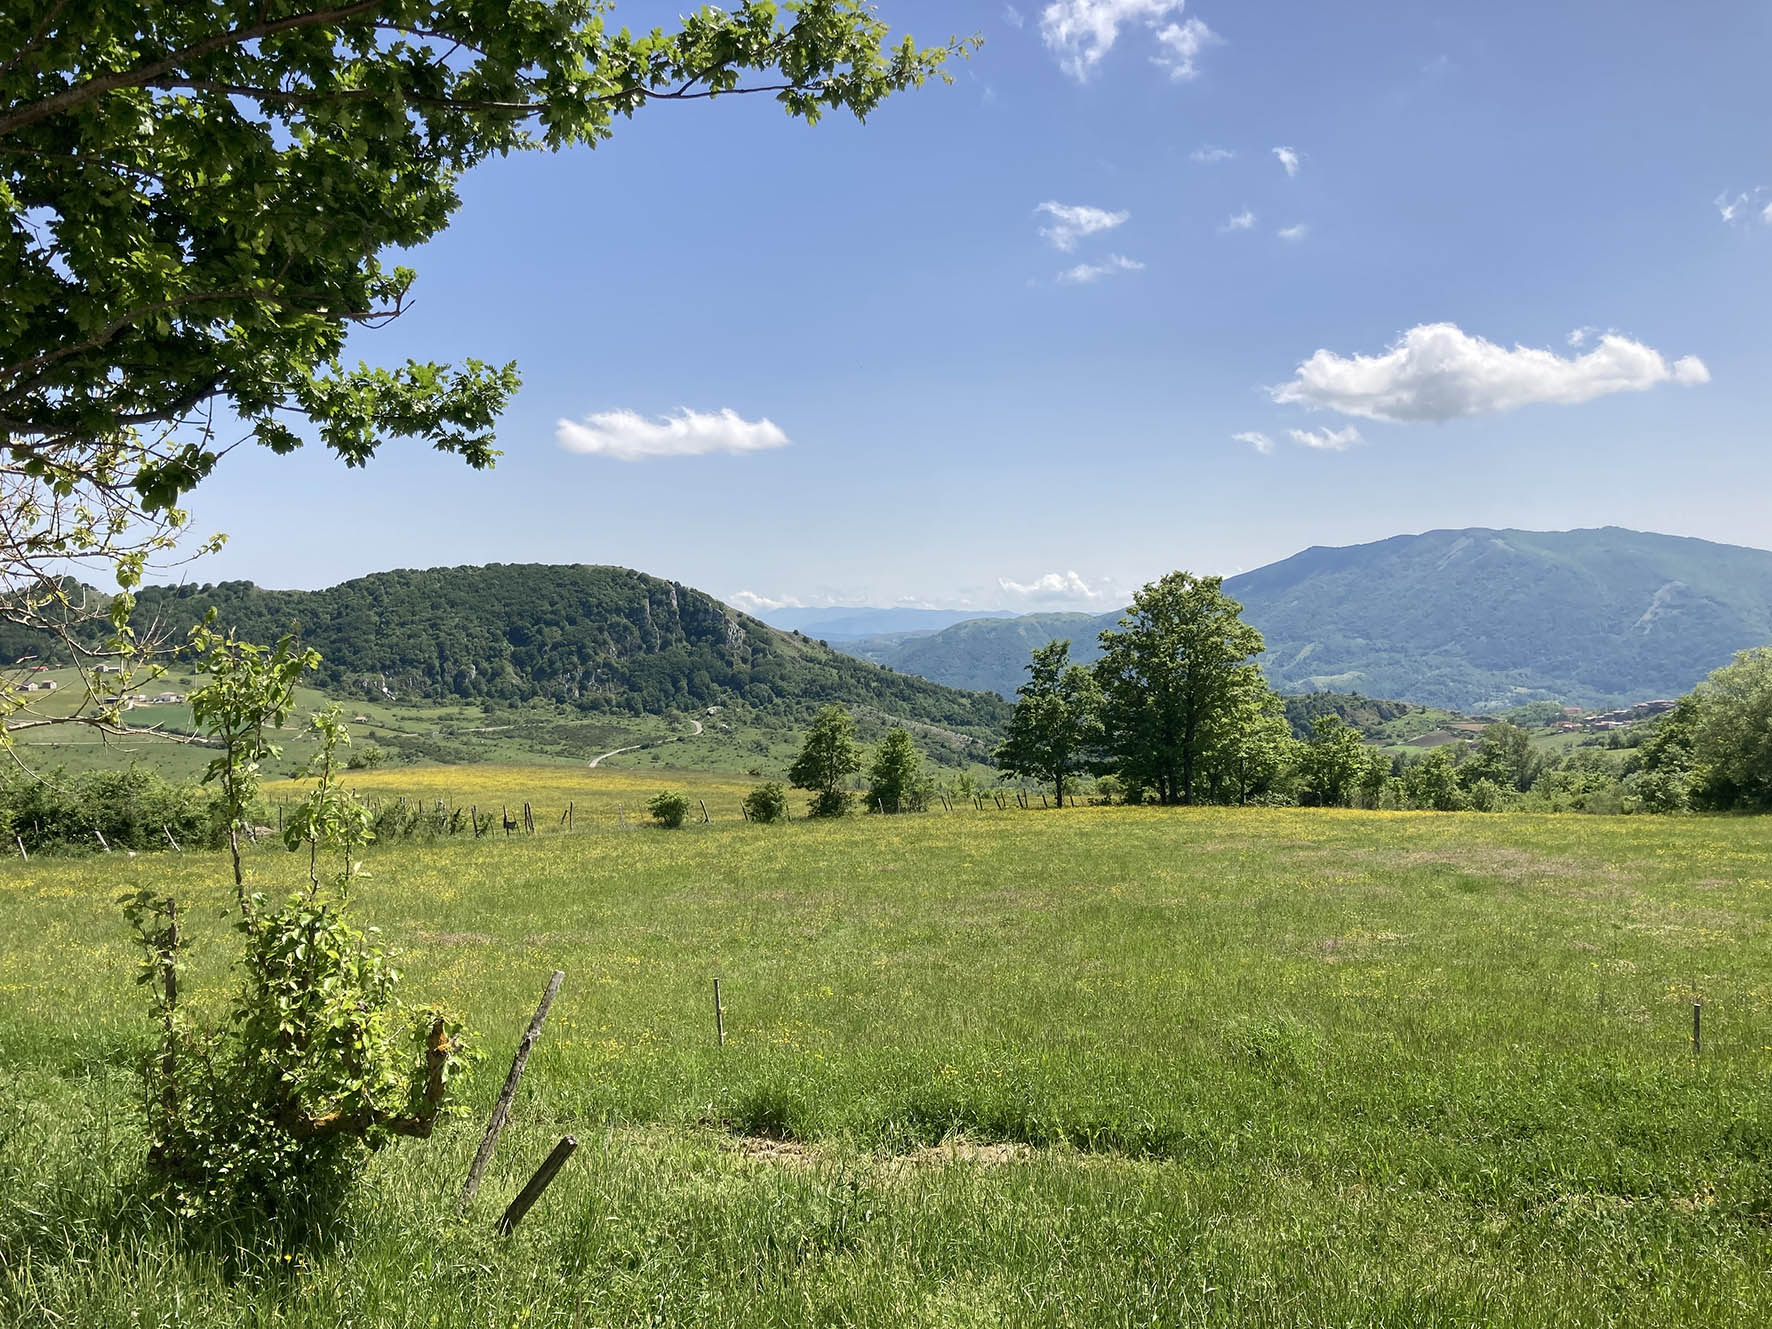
[3,803,1770,1325]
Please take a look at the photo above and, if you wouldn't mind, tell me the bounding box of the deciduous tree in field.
[867,726,930,813]
[996,639,1102,807]
[0,2,968,741]
[789,703,862,817]
[1298,714,1368,807]
[1689,647,1772,810]
[1094,572,1268,805]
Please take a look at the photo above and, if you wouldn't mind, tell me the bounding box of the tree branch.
[0,1,391,139]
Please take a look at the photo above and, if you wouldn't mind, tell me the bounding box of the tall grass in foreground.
[3,804,1770,1325]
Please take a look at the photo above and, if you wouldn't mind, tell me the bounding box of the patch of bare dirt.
[414,930,497,946]
[906,1138,1030,1166]
[725,1135,817,1167]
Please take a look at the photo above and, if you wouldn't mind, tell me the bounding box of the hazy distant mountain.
[841,528,1772,710]
[759,606,1016,641]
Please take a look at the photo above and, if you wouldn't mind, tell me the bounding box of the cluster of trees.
[786,705,934,817]
[1631,648,1772,812]
[992,572,1772,815]
[994,573,1294,807]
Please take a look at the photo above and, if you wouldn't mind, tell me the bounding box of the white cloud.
[1190,144,1234,163]
[1039,0,1215,83]
[1003,4,1026,28]
[1233,431,1275,454]
[728,590,803,613]
[1152,17,1214,79]
[1276,223,1308,241]
[1056,254,1145,284]
[556,407,790,461]
[1566,325,1598,348]
[1036,200,1129,251]
[1221,209,1255,232]
[1288,425,1361,451]
[1273,145,1301,177]
[1270,322,1711,424]
[1715,188,1772,225]
[998,570,1119,603]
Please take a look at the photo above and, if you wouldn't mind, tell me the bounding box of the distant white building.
[152,691,185,705]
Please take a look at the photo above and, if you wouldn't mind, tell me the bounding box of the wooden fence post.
[699,799,709,824]
[163,825,181,852]
[460,970,565,1210]
[713,977,726,1047]
[15,835,26,860]
[496,1136,578,1236]
[94,828,110,852]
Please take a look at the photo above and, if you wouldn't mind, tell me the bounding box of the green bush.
[648,791,691,829]
[743,781,789,824]
[0,765,217,855]
[124,887,469,1222]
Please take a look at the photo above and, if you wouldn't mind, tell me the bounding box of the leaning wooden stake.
[713,977,726,1047]
[163,825,181,852]
[94,828,110,852]
[1693,1001,1702,1055]
[496,1136,578,1236]
[15,834,26,860]
[460,969,565,1210]
[699,799,709,824]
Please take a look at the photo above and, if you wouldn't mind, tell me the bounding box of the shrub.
[743,781,789,824]
[648,791,691,828]
[0,765,217,855]
[123,690,470,1224]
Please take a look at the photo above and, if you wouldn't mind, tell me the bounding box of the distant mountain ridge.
[758,606,1015,641]
[840,528,1772,710]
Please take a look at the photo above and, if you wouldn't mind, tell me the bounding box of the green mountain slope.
[845,613,1105,695]
[124,565,1010,740]
[842,528,1772,710]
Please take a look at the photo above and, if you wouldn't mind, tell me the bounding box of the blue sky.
[189,0,1772,613]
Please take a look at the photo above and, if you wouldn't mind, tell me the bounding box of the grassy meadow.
[3,791,1771,1326]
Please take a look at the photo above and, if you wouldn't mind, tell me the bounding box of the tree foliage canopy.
[1093,572,1269,805]
[867,726,928,813]
[995,638,1101,805]
[788,702,862,817]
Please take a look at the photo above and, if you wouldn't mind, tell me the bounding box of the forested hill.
[841,528,1772,710]
[123,565,1010,736]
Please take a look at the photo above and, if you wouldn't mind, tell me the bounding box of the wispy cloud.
[1715,188,1771,225]
[1190,144,1234,163]
[1289,425,1361,451]
[1152,16,1215,79]
[1233,431,1275,454]
[1039,1,1216,83]
[1057,254,1145,284]
[1221,209,1256,232]
[728,590,803,613]
[1036,200,1129,251]
[1270,322,1711,424]
[998,570,1120,603]
[1003,4,1026,29]
[1277,223,1308,242]
[556,407,790,461]
[1567,325,1598,348]
[1272,145,1302,177]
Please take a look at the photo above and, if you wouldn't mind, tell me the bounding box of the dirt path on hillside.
[588,716,703,768]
